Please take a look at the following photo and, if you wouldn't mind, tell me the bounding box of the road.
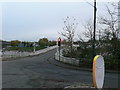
[2,49,119,88]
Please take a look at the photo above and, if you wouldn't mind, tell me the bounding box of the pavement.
[2,46,57,61]
[2,49,120,88]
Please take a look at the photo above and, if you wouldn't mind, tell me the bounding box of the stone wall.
[55,50,79,66]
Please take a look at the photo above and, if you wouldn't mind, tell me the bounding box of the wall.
[55,50,80,66]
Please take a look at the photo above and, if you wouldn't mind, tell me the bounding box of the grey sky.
[1,2,113,41]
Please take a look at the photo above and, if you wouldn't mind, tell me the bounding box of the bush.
[62,40,120,71]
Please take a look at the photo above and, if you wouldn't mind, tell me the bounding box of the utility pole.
[92,0,97,57]
[85,0,97,57]
[118,1,120,32]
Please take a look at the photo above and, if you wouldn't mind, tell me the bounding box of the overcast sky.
[1,2,115,41]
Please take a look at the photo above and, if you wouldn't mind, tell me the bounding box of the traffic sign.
[93,55,105,89]
[58,38,61,42]
[58,37,61,46]
[33,42,36,52]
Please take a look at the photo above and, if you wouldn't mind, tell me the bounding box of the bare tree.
[60,16,78,53]
[99,3,119,40]
[97,27,102,41]
[83,19,94,41]
[98,3,120,58]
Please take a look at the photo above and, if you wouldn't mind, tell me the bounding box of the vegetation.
[62,3,119,71]
[60,16,78,57]
[11,40,21,47]
[38,38,56,47]
[48,41,57,46]
[4,38,56,52]
[38,38,49,47]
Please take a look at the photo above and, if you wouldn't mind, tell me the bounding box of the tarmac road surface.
[2,49,119,88]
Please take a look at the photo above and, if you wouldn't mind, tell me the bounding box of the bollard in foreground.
[92,55,105,89]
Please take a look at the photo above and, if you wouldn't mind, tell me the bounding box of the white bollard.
[92,55,105,89]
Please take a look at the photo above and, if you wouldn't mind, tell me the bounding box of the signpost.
[33,42,36,53]
[58,37,61,61]
[92,55,105,89]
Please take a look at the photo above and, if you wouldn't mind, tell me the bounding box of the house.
[1,41,11,48]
